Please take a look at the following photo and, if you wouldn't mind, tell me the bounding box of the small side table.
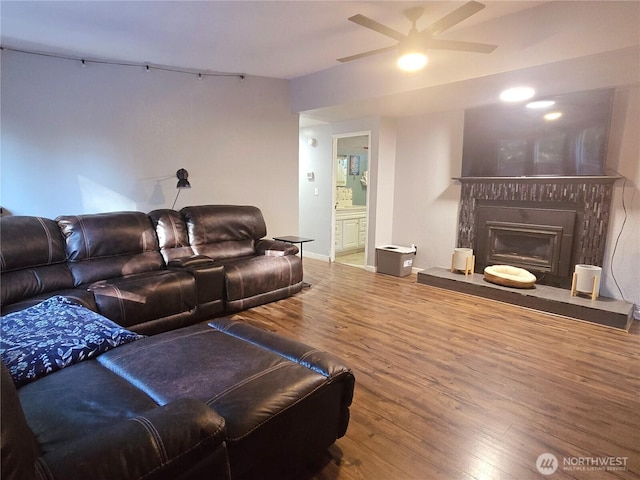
[273,236,314,288]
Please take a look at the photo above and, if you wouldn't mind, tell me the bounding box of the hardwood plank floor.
[229,259,640,480]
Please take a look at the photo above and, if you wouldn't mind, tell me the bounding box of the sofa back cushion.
[0,216,74,307]
[181,205,267,260]
[56,212,163,286]
[148,209,194,263]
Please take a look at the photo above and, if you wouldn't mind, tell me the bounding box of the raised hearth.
[417,267,633,330]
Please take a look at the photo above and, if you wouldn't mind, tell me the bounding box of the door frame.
[331,131,371,263]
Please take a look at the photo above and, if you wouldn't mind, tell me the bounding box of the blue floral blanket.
[1,296,143,386]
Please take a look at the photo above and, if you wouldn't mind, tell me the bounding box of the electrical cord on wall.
[171,189,182,210]
[608,170,629,302]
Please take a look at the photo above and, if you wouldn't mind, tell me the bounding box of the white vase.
[573,264,602,299]
[452,248,474,274]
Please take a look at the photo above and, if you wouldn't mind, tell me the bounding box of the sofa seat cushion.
[1,296,143,387]
[96,322,336,436]
[16,359,232,480]
[222,254,303,303]
[17,361,158,453]
[88,270,198,330]
[96,319,355,479]
[192,239,256,262]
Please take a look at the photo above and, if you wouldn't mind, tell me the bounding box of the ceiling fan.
[338,1,497,70]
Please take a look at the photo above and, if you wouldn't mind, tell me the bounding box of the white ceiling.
[1,1,544,79]
[2,1,639,123]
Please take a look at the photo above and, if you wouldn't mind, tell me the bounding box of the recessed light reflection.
[544,112,562,121]
[499,87,535,102]
[526,100,556,109]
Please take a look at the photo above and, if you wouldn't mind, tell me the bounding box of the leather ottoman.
[96,318,355,480]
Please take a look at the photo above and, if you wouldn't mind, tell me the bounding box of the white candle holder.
[451,248,475,276]
[571,264,602,300]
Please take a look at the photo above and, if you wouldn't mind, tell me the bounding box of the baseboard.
[303,251,330,262]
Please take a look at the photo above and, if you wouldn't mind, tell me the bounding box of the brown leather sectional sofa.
[0,205,355,480]
[2,205,303,333]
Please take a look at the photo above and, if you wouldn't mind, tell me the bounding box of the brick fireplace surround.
[456,175,619,287]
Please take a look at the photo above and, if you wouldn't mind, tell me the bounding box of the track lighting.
[2,46,245,80]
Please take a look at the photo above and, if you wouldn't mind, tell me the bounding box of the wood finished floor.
[230,259,640,480]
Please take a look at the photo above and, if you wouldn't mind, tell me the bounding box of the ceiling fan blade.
[348,14,406,42]
[337,45,398,63]
[426,38,497,54]
[421,1,486,36]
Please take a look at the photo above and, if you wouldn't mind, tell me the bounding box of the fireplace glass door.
[473,204,577,284]
[486,222,563,274]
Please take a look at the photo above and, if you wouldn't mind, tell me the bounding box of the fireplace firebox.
[475,204,577,285]
[486,222,562,272]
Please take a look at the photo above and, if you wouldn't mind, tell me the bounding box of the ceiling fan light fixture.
[397,51,428,72]
[339,2,496,68]
[397,29,428,72]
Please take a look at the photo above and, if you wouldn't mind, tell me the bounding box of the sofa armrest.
[40,398,230,480]
[255,239,299,256]
[167,256,225,310]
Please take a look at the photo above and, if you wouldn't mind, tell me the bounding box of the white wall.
[299,122,334,257]
[373,117,397,252]
[0,50,299,237]
[601,85,640,312]
[392,110,464,272]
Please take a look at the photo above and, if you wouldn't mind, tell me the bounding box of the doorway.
[332,133,370,268]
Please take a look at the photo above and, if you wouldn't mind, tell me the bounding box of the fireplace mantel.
[453,175,621,184]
